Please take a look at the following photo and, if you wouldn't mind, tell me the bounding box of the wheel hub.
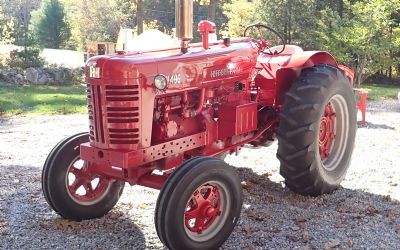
[319,102,336,160]
[184,184,221,234]
[66,158,110,205]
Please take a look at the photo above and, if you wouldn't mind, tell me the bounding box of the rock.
[0,70,24,84]
[44,67,73,85]
[13,74,24,84]
[291,226,300,231]
[2,66,81,85]
[324,239,340,249]
[25,67,39,84]
[37,74,48,85]
[54,69,65,82]
[0,70,6,81]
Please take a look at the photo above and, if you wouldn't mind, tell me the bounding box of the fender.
[275,50,338,105]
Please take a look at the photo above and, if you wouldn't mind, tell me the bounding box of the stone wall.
[0,67,84,85]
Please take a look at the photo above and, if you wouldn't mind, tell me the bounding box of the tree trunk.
[136,0,144,35]
[208,0,217,23]
[287,0,292,44]
[338,0,344,18]
[355,54,366,86]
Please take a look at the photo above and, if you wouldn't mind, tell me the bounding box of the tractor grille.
[87,82,140,149]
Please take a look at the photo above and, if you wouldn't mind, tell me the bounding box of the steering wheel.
[244,23,286,55]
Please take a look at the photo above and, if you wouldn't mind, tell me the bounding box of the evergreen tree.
[31,0,70,49]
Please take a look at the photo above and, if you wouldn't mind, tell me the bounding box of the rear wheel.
[215,152,229,160]
[155,157,242,250]
[42,133,125,220]
[277,65,356,196]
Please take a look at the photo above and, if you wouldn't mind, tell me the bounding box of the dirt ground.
[0,100,400,249]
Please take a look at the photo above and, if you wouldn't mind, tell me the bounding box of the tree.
[31,0,70,49]
[136,0,144,34]
[255,0,318,47]
[60,0,136,50]
[315,0,400,85]
[208,0,217,22]
[221,0,257,37]
[221,0,399,83]
[194,0,218,22]
[0,5,14,44]
[0,0,40,46]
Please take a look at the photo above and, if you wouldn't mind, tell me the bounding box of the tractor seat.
[268,45,303,55]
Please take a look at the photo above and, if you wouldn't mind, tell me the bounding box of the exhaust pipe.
[175,0,193,53]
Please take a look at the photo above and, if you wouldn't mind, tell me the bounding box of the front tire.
[277,65,356,196]
[155,157,242,250]
[42,133,125,221]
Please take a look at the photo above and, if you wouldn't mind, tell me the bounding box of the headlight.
[154,75,168,91]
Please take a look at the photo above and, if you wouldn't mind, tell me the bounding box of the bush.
[0,53,8,68]
[7,47,45,71]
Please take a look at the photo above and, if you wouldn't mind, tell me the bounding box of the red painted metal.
[319,103,336,160]
[137,174,168,190]
[67,159,111,203]
[184,184,221,234]
[354,88,368,122]
[81,131,207,169]
[339,64,355,84]
[218,102,258,139]
[80,23,350,190]
[198,20,216,50]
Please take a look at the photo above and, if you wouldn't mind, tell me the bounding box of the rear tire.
[215,152,229,160]
[277,65,356,196]
[42,133,125,221]
[155,157,242,250]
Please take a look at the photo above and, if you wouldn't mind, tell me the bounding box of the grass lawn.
[361,83,400,101]
[0,82,398,116]
[0,84,87,116]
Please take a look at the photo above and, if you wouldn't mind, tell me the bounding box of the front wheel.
[155,157,242,250]
[277,65,357,196]
[42,133,125,221]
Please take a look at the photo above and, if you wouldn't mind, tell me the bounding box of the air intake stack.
[175,0,193,53]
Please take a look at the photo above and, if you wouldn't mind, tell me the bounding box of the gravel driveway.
[1,100,400,249]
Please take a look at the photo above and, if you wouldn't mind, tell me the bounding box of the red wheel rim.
[184,184,221,234]
[319,102,336,160]
[66,157,110,205]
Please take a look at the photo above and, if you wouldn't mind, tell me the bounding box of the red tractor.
[42,1,356,249]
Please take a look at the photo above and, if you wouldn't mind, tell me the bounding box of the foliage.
[30,0,70,49]
[222,0,400,84]
[0,6,14,44]
[60,0,136,50]
[6,47,45,70]
[221,0,257,37]
[315,0,400,85]
[0,0,41,46]
[0,84,87,115]
[1,0,399,85]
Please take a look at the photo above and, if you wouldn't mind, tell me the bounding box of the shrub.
[0,53,8,68]
[7,47,45,71]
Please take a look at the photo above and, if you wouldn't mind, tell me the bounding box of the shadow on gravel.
[357,121,396,130]
[0,117,13,128]
[224,167,400,249]
[367,101,400,113]
[0,165,147,250]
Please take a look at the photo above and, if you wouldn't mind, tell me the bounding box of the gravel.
[1,99,400,249]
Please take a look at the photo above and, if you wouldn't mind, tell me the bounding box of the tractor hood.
[85,38,259,90]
